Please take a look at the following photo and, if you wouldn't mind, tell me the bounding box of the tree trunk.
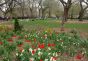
[21,9,24,17]
[39,9,41,18]
[42,9,45,19]
[49,8,51,18]
[63,7,69,21]
[30,9,33,18]
[39,8,43,19]
[61,19,65,31]
[70,9,73,19]
[61,7,69,31]
[78,10,84,21]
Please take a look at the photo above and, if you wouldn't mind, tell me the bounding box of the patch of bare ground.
[57,20,88,24]
[52,28,88,38]
[67,20,88,24]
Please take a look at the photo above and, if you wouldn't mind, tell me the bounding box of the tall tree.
[0,0,9,6]
[69,1,80,19]
[27,0,36,18]
[37,0,43,18]
[59,0,72,31]
[43,0,58,18]
[78,0,88,21]
[0,0,21,18]
[60,0,72,21]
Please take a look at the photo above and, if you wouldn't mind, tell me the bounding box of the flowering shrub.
[0,31,88,61]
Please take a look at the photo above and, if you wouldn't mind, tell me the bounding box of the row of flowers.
[0,31,88,61]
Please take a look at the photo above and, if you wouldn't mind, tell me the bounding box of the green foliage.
[16,40,23,45]
[0,31,88,61]
[0,46,5,56]
[14,18,23,32]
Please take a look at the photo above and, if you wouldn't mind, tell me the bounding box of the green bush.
[14,18,23,32]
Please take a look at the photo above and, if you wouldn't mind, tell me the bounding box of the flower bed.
[0,31,88,61]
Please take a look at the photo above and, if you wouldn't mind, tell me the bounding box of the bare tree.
[37,0,43,18]
[37,0,49,19]
[0,0,16,20]
[78,0,88,21]
[60,0,72,21]
[0,0,9,6]
[27,0,36,18]
[59,0,72,31]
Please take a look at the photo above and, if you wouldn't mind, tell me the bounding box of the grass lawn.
[1,19,88,33]
[19,20,88,33]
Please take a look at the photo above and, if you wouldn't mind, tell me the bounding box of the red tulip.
[19,48,23,52]
[53,57,57,60]
[75,54,83,60]
[18,44,23,47]
[48,43,51,47]
[34,38,36,42]
[40,59,43,61]
[48,43,55,47]
[0,41,3,45]
[32,50,36,55]
[8,38,13,42]
[30,59,32,61]
[12,35,17,38]
[25,40,30,43]
[51,44,55,47]
[38,43,45,49]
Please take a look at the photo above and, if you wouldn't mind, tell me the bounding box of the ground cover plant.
[0,30,88,61]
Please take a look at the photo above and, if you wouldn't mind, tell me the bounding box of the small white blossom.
[60,38,62,40]
[22,49,24,52]
[48,53,51,55]
[57,39,59,41]
[38,48,41,50]
[45,59,48,61]
[55,52,58,57]
[16,53,18,56]
[20,53,23,56]
[30,58,34,61]
[50,57,57,61]
[38,51,43,56]
[48,47,51,50]
[53,52,55,56]
[44,34,47,39]
[29,48,32,52]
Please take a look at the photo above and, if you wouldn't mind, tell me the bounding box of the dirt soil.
[53,28,88,38]
[57,20,88,24]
